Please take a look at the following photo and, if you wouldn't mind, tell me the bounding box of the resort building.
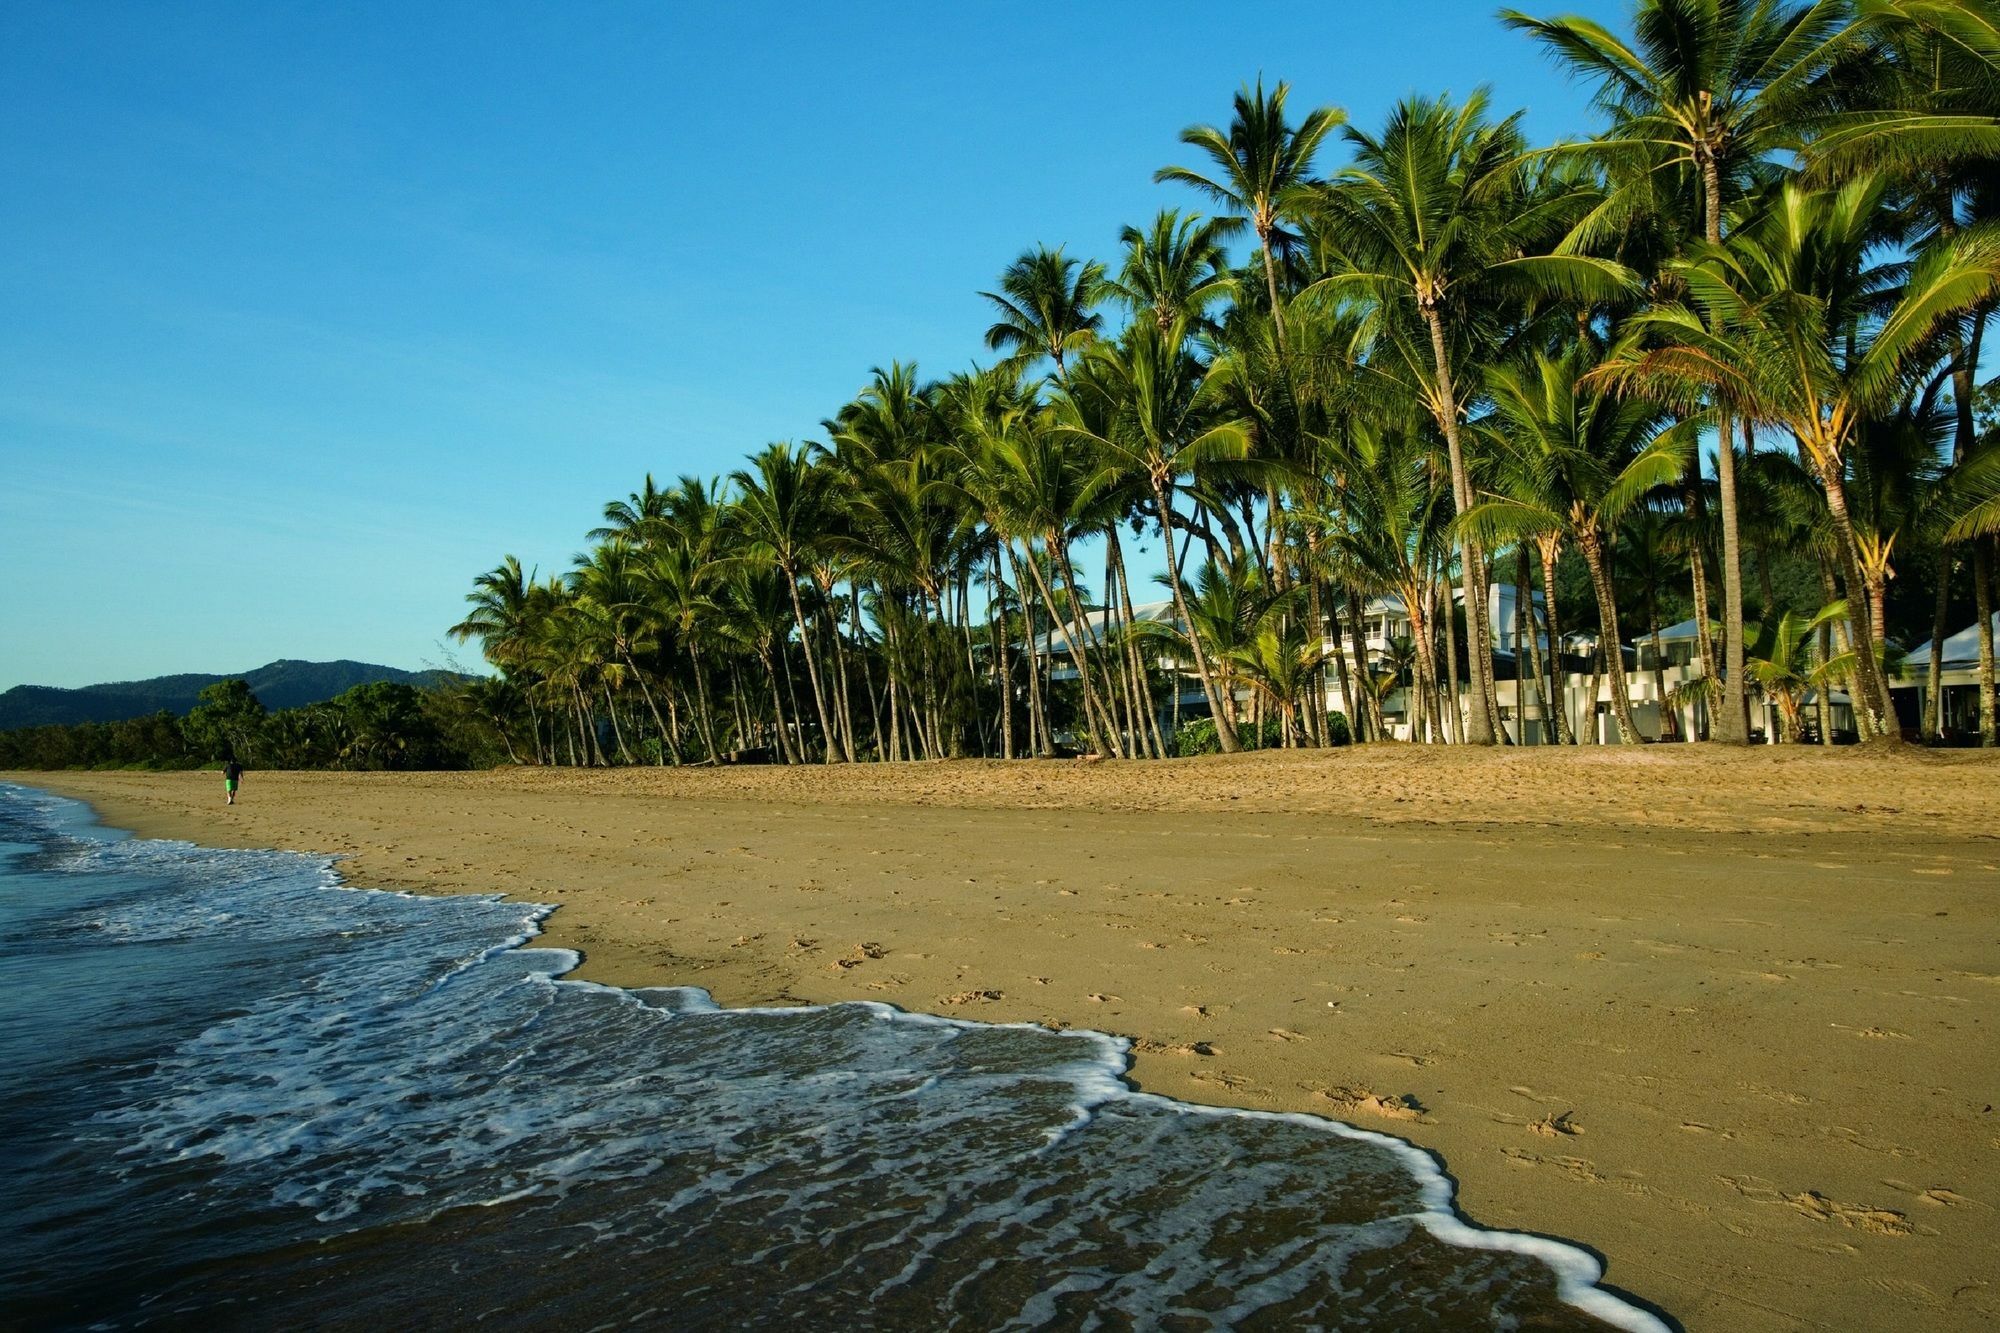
[1016,590,1985,748]
[1892,612,2000,740]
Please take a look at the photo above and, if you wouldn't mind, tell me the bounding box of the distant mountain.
[0,660,463,729]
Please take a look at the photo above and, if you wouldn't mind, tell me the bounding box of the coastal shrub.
[1174,712,1351,755]
[1173,717,1221,756]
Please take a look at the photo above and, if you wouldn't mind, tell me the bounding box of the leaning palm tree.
[1505,0,1869,743]
[981,247,1105,383]
[1155,78,1346,347]
[1467,348,1693,743]
[1304,91,1638,743]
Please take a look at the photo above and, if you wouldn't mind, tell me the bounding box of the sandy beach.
[18,746,1999,1332]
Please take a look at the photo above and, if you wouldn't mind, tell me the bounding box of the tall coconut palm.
[1596,176,2000,739]
[1505,0,1868,743]
[1305,91,1638,743]
[1104,209,1238,333]
[981,247,1104,382]
[1467,348,1693,743]
[1060,318,1253,749]
[730,442,846,761]
[1155,78,1346,348]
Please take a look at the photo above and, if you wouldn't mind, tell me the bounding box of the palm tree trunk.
[1816,619,1835,746]
[1326,590,1353,745]
[1538,542,1575,746]
[689,646,721,763]
[987,550,1013,759]
[1422,308,1497,744]
[1038,536,1120,756]
[1698,155,1750,746]
[1977,538,1997,747]
[1516,546,1549,744]
[1006,543,1053,756]
[1346,591,1383,741]
[622,653,673,764]
[1439,576,1462,744]
[1151,480,1240,751]
[1580,530,1641,744]
[1260,234,1288,350]
[1925,562,1953,741]
[1110,529,1167,758]
[1679,456,1721,733]
[1711,411,1751,743]
[602,681,633,763]
[1407,593,1433,743]
[523,689,547,765]
[826,585,859,763]
[781,570,838,763]
[761,648,800,764]
[1820,467,1899,741]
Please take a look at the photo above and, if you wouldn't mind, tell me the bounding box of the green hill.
[0,660,461,729]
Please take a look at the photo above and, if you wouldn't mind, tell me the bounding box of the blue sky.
[0,0,1620,689]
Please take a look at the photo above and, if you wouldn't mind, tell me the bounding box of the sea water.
[0,783,1667,1331]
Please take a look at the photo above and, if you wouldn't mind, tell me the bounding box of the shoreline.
[14,748,1999,1332]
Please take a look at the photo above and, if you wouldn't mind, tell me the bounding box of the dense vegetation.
[450,0,1996,765]
[0,660,456,730]
[0,679,507,772]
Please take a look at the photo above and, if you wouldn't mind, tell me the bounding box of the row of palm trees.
[451,0,2000,764]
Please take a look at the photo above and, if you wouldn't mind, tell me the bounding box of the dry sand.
[17,746,2000,1332]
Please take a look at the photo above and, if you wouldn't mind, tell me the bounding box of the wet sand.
[19,746,2000,1331]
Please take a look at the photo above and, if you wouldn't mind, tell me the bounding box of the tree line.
[0,679,507,772]
[423,0,1992,764]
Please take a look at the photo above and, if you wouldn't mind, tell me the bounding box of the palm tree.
[1305,91,1638,743]
[1467,348,1693,743]
[1105,209,1239,332]
[1744,601,1853,740]
[730,442,846,761]
[1308,417,1456,742]
[1059,318,1253,749]
[1596,176,2000,739]
[1155,78,1346,348]
[981,247,1104,382]
[1504,0,1869,744]
[1806,0,2000,181]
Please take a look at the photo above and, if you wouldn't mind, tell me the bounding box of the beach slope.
[20,747,1999,1332]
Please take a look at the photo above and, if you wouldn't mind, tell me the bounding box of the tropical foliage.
[0,679,506,771]
[443,0,2000,765]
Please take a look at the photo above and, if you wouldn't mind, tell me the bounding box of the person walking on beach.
[223,758,244,806]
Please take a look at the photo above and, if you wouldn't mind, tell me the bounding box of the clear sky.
[1,0,1622,689]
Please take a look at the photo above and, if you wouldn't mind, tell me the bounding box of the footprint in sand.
[1528,1111,1584,1138]
[1086,992,1119,1003]
[1314,1086,1425,1121]
[940,990,1002,1006]
[1191,1069,1259,1093]
[1266,1028,1308,1043]
[1718,1176,1912,1236]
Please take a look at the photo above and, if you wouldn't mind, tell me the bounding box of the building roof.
[1900,612,2000,673]
[1032,599,1179,655]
